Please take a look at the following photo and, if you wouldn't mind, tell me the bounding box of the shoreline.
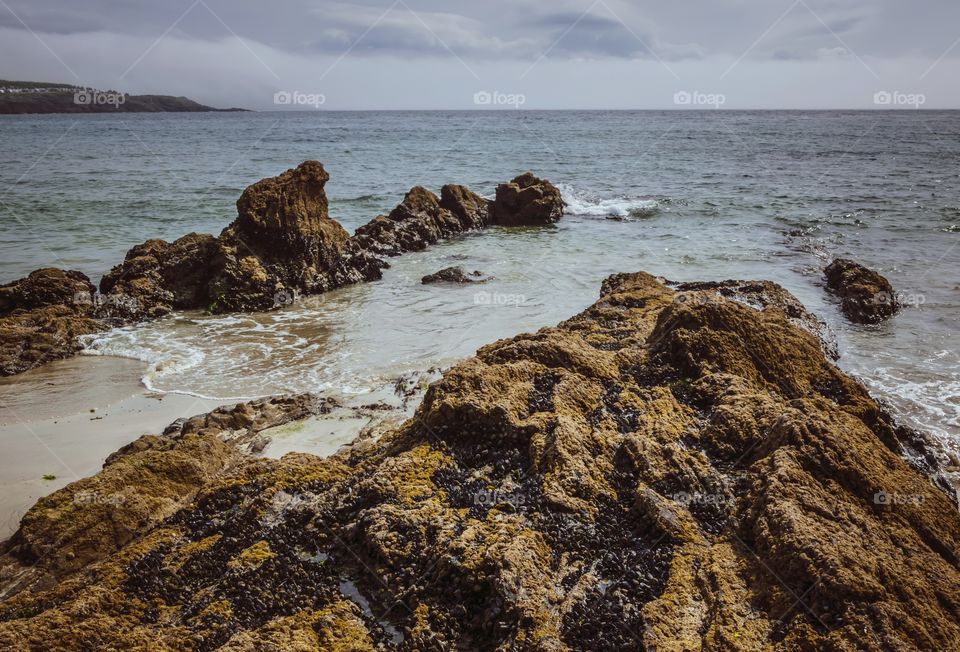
[0,354,431,541]
[0,356,224,540]
[2,272,957,648]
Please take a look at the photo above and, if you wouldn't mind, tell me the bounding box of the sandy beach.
[0,352,424,540]
[0,355,224,539]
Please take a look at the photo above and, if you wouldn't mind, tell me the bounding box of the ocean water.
[1,110,958,458]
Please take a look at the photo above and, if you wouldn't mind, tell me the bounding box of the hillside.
[0,80,245,114]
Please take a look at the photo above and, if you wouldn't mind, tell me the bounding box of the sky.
[0,0,958,110]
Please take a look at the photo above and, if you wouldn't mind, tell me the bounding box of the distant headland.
[0,80,247,114]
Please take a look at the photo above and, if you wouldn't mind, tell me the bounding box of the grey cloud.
[1,0,960,63]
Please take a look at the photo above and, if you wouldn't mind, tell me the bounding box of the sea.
[1,110,957,459]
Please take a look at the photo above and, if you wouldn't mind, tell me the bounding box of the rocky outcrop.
[2,273,957,651]
[421,266,488,284]
[824,258,900,324]
[2,166,562,376]
[101,162,386,316]
[0,394,320,599]
[99,233,219,320]
[0,268,105,375]
[98,164,538,319]
[351,185,490,258]
[490,172,564,226]
[439,184,490,230]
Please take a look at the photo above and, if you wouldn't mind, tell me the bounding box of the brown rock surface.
[824,258,900,324]
[99,233,219,320]
[101,162,386,316]
[351,186,465,257]
[439,184,491,230]
[2,273,957,650]
[491,172,564,226]
[0,268,105,376]
[0,394,319,600]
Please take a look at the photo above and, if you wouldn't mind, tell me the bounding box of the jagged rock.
[421,266,488,284]
[439,184,490,230]
[99,162,387,317]
[0,394,319,598]
[99,233,218,320]
[490,172,564,226]
[0,268,104,376]
[671,278,838,359]
[211,161,383,312]
[351,186,464,257]
[824,258,900,324]
[2,273,957,650]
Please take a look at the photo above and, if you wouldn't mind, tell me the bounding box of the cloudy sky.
[0,0,957,109]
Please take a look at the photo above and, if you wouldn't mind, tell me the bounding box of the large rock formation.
[490,172,564,226]
[0,268,105,375]
[824,258,900,324]
[2,165,563,376]
[2,273,957,651]
[101,162,386,316]
[98,164,542,319]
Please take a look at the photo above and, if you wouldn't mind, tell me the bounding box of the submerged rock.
[490,172,564,226]
[0,268,104,375]
[824,258,900,324]
[421,266,488,284]
[2,273,957,650]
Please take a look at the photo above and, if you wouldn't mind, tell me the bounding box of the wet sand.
[0,356,224,539]
[0,355,427,541]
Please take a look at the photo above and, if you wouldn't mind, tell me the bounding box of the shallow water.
[1,110,958,457]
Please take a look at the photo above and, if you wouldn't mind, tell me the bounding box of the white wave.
[557,183,662,219]
[80,325,214,396]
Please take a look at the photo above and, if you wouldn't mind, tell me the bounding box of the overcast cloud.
[0,0,957,109]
